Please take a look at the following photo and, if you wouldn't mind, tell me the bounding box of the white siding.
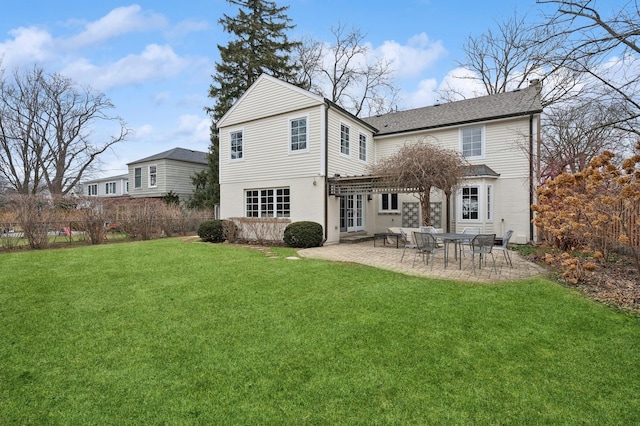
[127,159,206,200]
[220,105,325,184]
[326,108,375,177]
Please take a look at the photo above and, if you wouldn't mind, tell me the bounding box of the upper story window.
[340,123,350,156]
[230,130,243,160]
[380,193,398,212]
[105,182,116,195]
[359,133,367,161]
[148,165,157,188]
[88,184,98,196]
[290,117,307,152]
[461,186,480,220]
[461,126,484,158]
[134,167,142,188]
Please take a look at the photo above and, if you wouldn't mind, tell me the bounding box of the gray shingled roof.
[128,147,208,165]
[363,85,542,136]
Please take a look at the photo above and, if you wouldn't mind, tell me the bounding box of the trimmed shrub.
[197,219,225,243]
[283,221,323,248]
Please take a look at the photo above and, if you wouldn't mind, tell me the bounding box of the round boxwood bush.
[197,219,225,243]
[283,221,323,248]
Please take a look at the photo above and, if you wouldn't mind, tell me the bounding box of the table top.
[431,232,474,240]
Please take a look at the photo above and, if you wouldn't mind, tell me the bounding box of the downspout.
[529,113,534,243]
[323,102,330,244]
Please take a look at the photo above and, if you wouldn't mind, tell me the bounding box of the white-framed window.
[134,167,142,188]
[486,184,493,222]
[380,193,398,212]
[245,187,290,218]
[461,126,484,158]
[230,130,243,160]
[105,182,116,195]
[461,186,480,221]
[88,184,98,196]
[290,117,307,152]
[359,133,367,161]
[148,165,157,188]
[340,123,350,156]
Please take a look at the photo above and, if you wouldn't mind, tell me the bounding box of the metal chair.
[460,233,497,273]
[493,230,514,268]
[459,226,481,253]
[413,232,445,269]
[400,229,417,262]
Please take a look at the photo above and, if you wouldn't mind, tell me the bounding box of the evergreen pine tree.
[190,0,300,210]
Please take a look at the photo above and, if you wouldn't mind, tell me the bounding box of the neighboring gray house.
[83,147,208,203]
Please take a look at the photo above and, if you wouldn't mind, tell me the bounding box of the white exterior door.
[344,194,364,232]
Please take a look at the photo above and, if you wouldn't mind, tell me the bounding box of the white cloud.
[61,44,189,90]
[174,114,211,146]
[64,5,167,49]
[375,33,447,79]
[402,78,439,109]
[0,26,55,68]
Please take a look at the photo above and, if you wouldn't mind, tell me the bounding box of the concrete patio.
[298,240,547,283]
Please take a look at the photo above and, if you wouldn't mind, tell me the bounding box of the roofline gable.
[217,74,325,129]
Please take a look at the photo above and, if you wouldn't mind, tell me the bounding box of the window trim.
[460,125,485,159]
[245,187,291,218]
[358,132,367,162]
[289,115,309,154]
[379,193,399,213]
[229,128,244,161]
[340,122,350,157]
[105,181,117,195]
[148,164,157,188]
[460,185,481,222]
[134,167,142,189]
[88,184,98,196]
[486,184,494,222]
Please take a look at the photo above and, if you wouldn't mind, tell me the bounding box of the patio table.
[373,232,400,248]
[432,233,474,268]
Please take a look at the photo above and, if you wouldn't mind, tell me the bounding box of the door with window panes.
[340,195,364,232]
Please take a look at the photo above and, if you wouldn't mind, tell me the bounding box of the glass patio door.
[341,194,364,232]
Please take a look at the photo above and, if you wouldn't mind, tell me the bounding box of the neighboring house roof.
[84,173,129,184]
[128,147,208,165]
[363,84,543,136]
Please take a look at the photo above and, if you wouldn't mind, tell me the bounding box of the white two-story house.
[217,74,542,245]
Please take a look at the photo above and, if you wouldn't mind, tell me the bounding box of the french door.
[340,194,364,232]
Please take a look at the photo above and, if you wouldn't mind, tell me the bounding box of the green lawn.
[1,238,639,424]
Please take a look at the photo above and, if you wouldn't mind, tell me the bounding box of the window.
[148,165,157,187]
[461,186,479,220]
[125,181,129,193]
[88,184,98,196]
[230,130,243,160]
[340,124,350,155]
[290,117,307,152]
[461,126,483,158]
[105,182,116,195]
[380,193,398,212]
[134,167,142,188]
[245,188,290,218]
[359,133,367,161]
[486,184,493,221]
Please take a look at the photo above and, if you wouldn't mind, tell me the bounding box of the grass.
[1,238,639,424]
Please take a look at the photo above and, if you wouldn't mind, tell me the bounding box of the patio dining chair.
[413,232,445,269]
[460,233,497,274]
[400,229,417,262]
[459,226,481,253]
[493,230,514,268]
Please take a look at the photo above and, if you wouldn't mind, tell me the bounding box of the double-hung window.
[290,117,307,152]
[105,182,116,195]
[461,126,483,158]
[88,184,98,196]
[230,130,243,160]
[134,167,142,188]
[245,188,290,218]
[148,165,157,187]
[461,186,480,220]
[340,124,350,156]
[359,133,367,161]
[380,193,398,212]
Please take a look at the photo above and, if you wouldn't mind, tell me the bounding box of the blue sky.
[1,0,546,178]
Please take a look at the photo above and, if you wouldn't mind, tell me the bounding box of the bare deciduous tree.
[294,24,399,116]
[368,141,467,227]
[0,66,129,196]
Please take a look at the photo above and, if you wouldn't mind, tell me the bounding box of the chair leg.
[490,253,497,273]
[401,246,407,262]
[504,250,512,268]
